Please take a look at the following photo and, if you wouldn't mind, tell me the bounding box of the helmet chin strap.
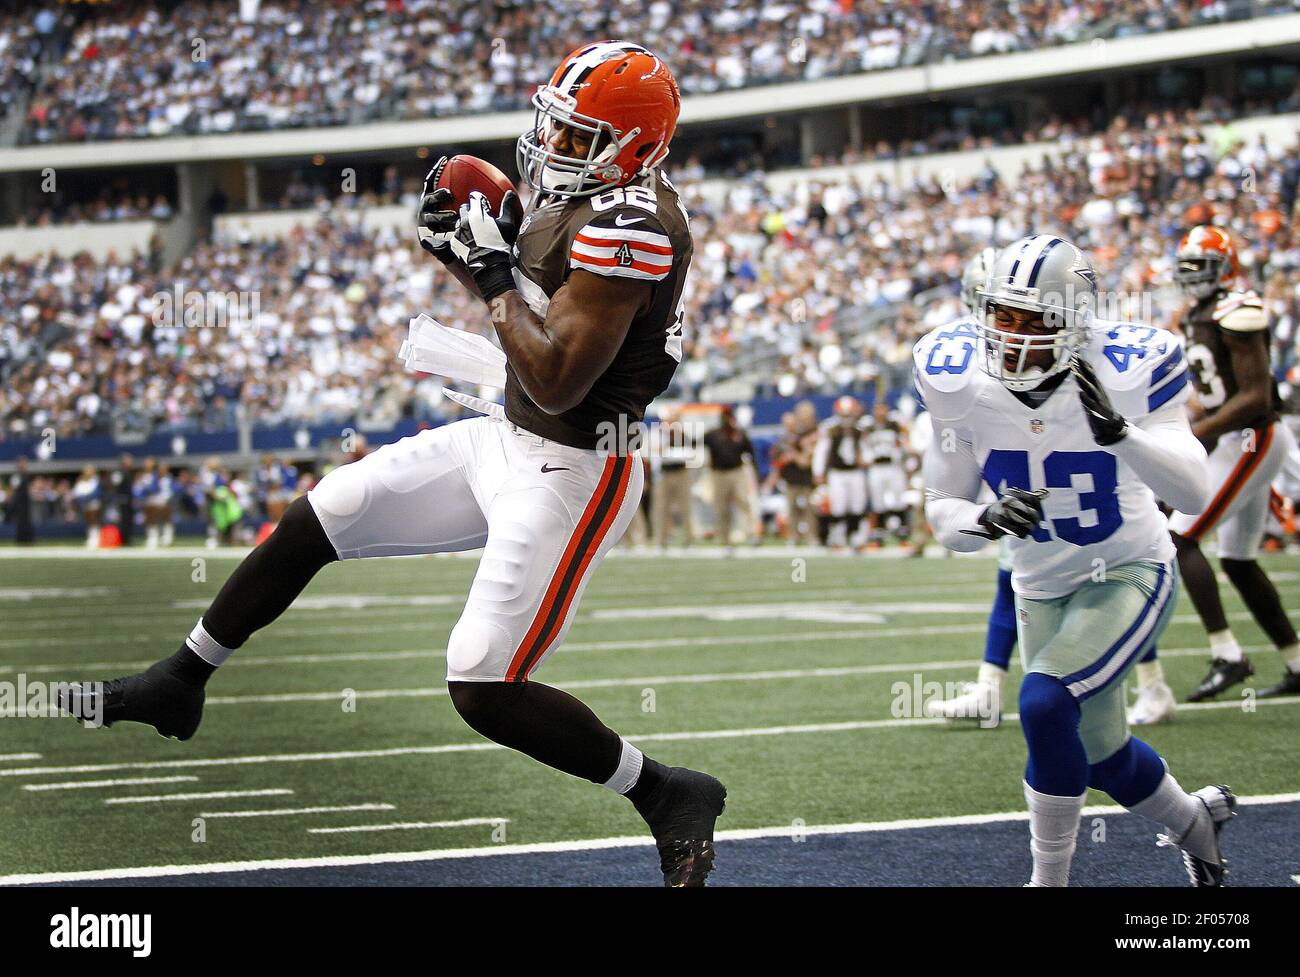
[538,164,585,194]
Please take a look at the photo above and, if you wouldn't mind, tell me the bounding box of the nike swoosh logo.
[613,214,646,227]
[540,464,571,474]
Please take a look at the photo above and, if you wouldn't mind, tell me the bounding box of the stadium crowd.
[10,0,1289,144]
[4,102,1300,446]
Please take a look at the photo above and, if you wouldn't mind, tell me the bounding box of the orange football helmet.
[834,396,861,418]
[516,40,680,198]
[1175,225,1239,299]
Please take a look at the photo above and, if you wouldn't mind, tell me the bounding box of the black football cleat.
[58,659,205,741]
[637,767,727,887]
[1256,668,1300,699]
[1158,785,1237,887]
[1185,657,1253,702]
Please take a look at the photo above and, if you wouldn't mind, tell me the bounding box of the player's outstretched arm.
[490,270,649,414]
[922,428,996,552]
[1074,358,1208,514]
[1110,404,1209,515]
[447,189,653,413]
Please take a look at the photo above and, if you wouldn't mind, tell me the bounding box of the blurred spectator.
[5,456,35,544]
[652,405,697,547]
[12,0,1292,145]
[703,406,756,549]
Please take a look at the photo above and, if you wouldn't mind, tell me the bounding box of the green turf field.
[1,548,1297,880]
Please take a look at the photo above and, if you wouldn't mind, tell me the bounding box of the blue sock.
[984,568,1017,670]
[1019,672,1088,795]
[1088,737,1165,807]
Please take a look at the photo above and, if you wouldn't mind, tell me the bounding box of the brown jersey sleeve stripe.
[505,455,633,681]
[1183,424,1273,541]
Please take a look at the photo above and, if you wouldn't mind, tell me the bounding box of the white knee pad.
[309,463,370,522]
[446,616,514,680]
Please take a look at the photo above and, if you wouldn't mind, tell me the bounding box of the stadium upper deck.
[5,0,1291,147]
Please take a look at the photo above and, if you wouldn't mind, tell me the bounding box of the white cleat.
[1127,681,1176,726]
[924,681,1001,728]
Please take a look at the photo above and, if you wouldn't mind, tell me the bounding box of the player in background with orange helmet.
[813,395,869,550]
[1164,226,1300,701]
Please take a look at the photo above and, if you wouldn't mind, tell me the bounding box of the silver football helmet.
[961,246,998,317]
[976,234,1096,391]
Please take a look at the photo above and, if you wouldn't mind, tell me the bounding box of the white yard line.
[197,804,396,819]
[23,776,199,792]
[141,646,1300,706]
[4,695,1297,781]
[4,604,1297,653]
[307,818,506,835]
[103,789,292,805]
[4,792,1296,886]
[7,582,1300,632]
[3,609,1285,677]
[0,753,41,762]
[0,622,996,662]
[0,545,977,561]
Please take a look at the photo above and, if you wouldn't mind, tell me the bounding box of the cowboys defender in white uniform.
[924,247,1019,727]
[915,234,1236,886]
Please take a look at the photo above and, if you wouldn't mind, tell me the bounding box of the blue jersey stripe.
[1147,368,1190,411]
[1150,344,1184,385]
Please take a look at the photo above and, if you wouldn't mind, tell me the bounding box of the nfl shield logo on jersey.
[1029,418,1044,435]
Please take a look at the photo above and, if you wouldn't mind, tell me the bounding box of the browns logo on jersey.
[506,171,693,449]
[1181,287,1280,429]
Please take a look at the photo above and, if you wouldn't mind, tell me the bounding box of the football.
[434,154,517,211]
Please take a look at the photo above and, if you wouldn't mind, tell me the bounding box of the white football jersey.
[913,317,1191,598]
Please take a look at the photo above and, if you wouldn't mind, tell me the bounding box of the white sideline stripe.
[5,792,1297,886]
[104,789,293,805]
[23,776,198,792]
[307,817,506,835]
[198,804,396,819]
[0,753,41,762]
[7,695,1298,780]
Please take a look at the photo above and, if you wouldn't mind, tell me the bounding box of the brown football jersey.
[1182,287,1279,429]
[506,170,693,449]
[819,420,863,471]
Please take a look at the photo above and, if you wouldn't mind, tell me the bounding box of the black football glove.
[416,158,459,267]
[449,190,523,302]
[1073,356,1128,446]
[963,487,1048,541]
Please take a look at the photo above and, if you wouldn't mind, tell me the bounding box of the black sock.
[625,755,669,807]
[1222,558,1299,649]
[448,681,623,783]
[201,495,337,649]
[161,645,217,686]
[1173,534,1229,634]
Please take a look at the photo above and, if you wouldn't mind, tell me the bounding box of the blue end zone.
[47,800,1296,887]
